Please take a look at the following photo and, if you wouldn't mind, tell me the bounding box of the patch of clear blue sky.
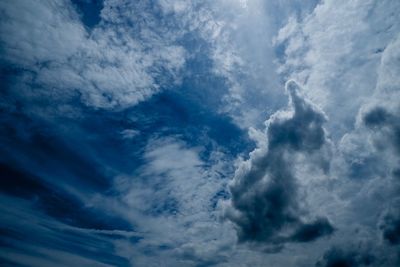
[71,0,103,29]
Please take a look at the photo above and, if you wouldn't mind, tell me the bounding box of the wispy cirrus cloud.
[84,137,237,266]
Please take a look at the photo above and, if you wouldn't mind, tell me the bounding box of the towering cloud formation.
[225,80,334,245]
[359,37,400,248]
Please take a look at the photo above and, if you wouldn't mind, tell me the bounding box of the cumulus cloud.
[333,33,400,185]
[350,34,400,219]
[273,3,400,264]
[225,80,334,245]
[0,0,186,110]
[314,25,400,267]
[363,107,400,155]
[274,0,400,138]
[359,35,400,157]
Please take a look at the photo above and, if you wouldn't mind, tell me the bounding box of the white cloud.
[274,0,400,137]
[153,0,319,128]
[0,0,86,65]
[2,1,400,266]
[272,2,400,241]
[0,0,319,125]
[120,129,140,139]
[269,3,400,263]
[0,0,186,110]
[84,137,238,266]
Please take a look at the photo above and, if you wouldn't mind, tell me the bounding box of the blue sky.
[1,0,400,266]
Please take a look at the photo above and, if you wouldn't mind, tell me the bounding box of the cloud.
[0,0,186,110]
[291,217,335,243]
[344,34,400,210]
[0,0,318,126]
[99,137,237,266]
[314,30,400,267]
[274,4,400,264]
[119,129,140,140]
[362,107,400,155]
[315,246,375,267]
[335,35,400,183]
[0,161,133,232]
[274,0,400,138]
[0,133,236,267]
[151,0,320,128]
[225,80,334,245]
[378,200,400,246]
[358,35,400,158]
[1,1,400,266]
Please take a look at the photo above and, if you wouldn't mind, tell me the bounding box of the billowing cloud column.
[225,80,334,245]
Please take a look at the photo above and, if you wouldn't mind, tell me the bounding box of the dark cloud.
[363,106,400,155]
[363,106,400,248]
[291,218,335,243]
[363,107,391,128]
[316,246,375,267]
[267,81,327,152]
[226,80,333,244]
[379,202,400,246]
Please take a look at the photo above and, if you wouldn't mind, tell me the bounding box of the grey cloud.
[363,107,391,128]
[274,0,400,140]
[315,246,375,267]
[268,80,327,152]
[226,80,333,245]
[363,107,400,156]
[326,34,400,267]
[354,38,400,179]
[291,217,335,243]
[378,201,400,246]
[336,36,400,183]
[380,214,400,246]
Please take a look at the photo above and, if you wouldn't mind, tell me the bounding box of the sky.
[0,0,400,266]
